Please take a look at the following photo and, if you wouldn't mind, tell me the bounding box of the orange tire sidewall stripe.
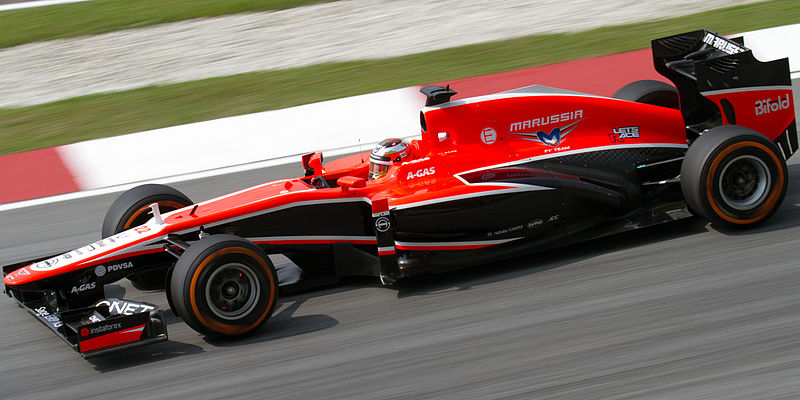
[189,247,277,336]
[705,141,784,225]
[123,200,187,230]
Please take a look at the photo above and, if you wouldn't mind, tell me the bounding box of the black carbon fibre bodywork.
[652,30,795,141]
[392,147,689,275]
[195,147,690,280]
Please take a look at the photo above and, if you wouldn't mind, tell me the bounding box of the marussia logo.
[511,119,582,147]
[702,32,746,55]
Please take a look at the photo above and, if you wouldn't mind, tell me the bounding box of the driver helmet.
[369,138,411,180]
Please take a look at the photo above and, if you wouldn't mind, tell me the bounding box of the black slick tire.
[681,125,787,229]
[102,184,193,289]
[170,235,279,338]
[612,79,679,109]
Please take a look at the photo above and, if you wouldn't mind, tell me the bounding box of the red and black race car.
[3,29,796,357]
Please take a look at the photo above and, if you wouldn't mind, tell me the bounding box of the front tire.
[102,184,193,289]
[681,125,787,229]
[170,235,279,338]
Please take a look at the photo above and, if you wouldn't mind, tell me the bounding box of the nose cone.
[4,265,32,286]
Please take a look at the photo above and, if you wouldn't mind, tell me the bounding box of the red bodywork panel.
[4,88,688,289]
[79,324,145,353]
[702,87,795,141]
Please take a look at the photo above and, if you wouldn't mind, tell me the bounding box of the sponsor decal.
[511,118,583,148]
[488,224,524,237]
[407,177,437,190]
[45,315,63,328]
[35,306,62,328]
[481,173,496,181]
[70,282,96,294]
[80,328,90,337]
[88,315,102,324]
[89,322,122,335]
[510,110,583,132]
[528,219,543,229]
[107,261,134,272]
[702,32,746,55]
[16,268,30,276]
[95,261,134,276]
[31,257,59,271]
[375,217,391,233]
[29,234,143,272]
[548,214,560,222]
[481,127,498,144]
[407,167,436,180]
[609,126,640,143]
[96,299,156,316]
[755,94,790,116]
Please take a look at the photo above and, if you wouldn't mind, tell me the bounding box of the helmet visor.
[369,159,391,179]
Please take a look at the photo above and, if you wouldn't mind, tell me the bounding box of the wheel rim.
[205,262,260,320]
[718,155,770,211]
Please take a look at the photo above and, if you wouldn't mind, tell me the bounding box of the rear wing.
[652,29,796,157]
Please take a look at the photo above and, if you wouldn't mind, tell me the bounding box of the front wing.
[6,287,167,357]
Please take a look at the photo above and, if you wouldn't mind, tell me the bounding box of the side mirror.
[301,152,324,176]
[337,176,366,193]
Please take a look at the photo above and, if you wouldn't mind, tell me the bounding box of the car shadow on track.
[102,280,341,352]
[200,217,716,352]
[196,208,797,348]
[391,163,800,297]
[87,340,205,372]
[201,294,340,348]
[393,216,713,298]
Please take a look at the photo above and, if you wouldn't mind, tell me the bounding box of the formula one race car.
[3,29,796,357]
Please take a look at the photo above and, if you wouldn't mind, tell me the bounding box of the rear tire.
[681,125,787,229]
[612,79,678,109]
[170,235,279,338]
[102,184,193,289]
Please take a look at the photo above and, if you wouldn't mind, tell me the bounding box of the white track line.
[0,0,98,12]
[0,143,371,212]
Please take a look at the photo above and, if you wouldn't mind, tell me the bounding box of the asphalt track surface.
[1,82,799,399]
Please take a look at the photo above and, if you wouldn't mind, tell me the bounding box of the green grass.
[1,0,798,156]
[0,0,333,49]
